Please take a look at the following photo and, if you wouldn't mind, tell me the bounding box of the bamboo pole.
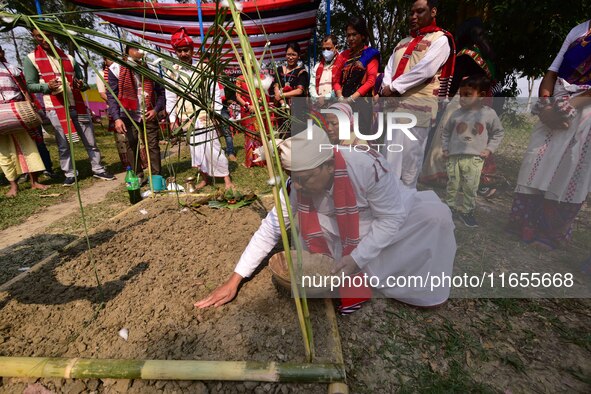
[223,0,315,361]
[0,358,345,383]
[325,299,349,394]
[328,383,349,394]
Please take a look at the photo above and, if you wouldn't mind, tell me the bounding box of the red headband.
[171,27,194,49]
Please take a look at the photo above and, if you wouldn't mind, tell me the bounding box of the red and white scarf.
[297,149,360,257]
[118,64,154,111]
[34,45,86,136]
[394,20,456,98]
[296,149,371,311]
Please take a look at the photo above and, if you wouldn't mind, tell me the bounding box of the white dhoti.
[189,126,229,177]
[364,190,456,306]
[166,62,230,178]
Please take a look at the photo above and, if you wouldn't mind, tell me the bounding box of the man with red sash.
[196,126,456,314]
[309,35,339,105]
[165,28,233,190]
[381,0,455,189]
[107,43,165,181]
[24,29,114,186]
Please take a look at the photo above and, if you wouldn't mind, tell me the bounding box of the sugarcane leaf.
[208,200,227,209]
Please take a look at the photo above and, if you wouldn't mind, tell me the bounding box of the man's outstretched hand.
[194,273,242,308]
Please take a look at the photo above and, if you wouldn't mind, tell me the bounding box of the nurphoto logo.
[306,109,419,153]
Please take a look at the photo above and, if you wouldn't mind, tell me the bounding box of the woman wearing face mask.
[309,35,338,106]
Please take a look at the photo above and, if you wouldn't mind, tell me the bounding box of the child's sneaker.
[478,186,497,198]
[459,212,479,228]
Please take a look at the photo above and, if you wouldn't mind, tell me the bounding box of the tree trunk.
[10,30,22,67]
[525,76,535,112]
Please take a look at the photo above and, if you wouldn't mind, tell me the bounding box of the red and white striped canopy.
[72,0,320,63]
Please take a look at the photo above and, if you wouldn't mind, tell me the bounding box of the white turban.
[327,102,354,128]
[279,125,333,171]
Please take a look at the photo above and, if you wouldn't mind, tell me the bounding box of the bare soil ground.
[0,193,589,393]
[0,197,338,394]
[0,173,126,285]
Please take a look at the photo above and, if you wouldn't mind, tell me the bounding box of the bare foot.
[31,183,49,191]
[195,180,208,190]
[6,182,18,197]
[224,176,235,190]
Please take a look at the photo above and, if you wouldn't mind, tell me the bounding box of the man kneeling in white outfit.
[196,125,456,314]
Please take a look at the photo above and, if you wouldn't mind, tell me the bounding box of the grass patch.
[0,124,122,231]
[398,361,497,393]
[162,132,271,195]
[0,126,271,231]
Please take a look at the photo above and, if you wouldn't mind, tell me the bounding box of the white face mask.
[322,49,335,62]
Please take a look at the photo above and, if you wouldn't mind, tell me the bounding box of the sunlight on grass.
[0,123,272,231]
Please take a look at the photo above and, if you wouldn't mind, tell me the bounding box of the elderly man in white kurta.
[165,27,233,190]
[196,125,456,313]
[381,0,455,189]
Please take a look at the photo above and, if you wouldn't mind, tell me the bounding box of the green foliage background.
[316,0,591,93]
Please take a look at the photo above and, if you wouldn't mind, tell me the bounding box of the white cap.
[278,125,333,171]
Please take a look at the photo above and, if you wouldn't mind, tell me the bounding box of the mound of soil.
[0,197,339,393]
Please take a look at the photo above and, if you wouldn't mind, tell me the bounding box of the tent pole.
[34,0,42,15]
[312,29,317,66]
[115,26,124,54]
[196,0,206,45]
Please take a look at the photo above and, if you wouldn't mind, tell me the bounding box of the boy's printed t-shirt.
[441,106,505,156]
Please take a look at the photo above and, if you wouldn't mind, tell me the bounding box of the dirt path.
[0,172,125,250]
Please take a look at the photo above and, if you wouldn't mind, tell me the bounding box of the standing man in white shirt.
[381,0,455,189]
[309,35,339,106]
[165,28,234,190]
[25,29,115,186]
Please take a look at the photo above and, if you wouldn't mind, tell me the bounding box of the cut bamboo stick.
[328,382,350,394]
[0,358,345,383]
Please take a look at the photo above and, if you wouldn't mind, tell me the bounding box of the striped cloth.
[0,62,24,103]
[34,45,87,137]
[297,149,371,313]
[118,64,154,112]
[297,149,360,257]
